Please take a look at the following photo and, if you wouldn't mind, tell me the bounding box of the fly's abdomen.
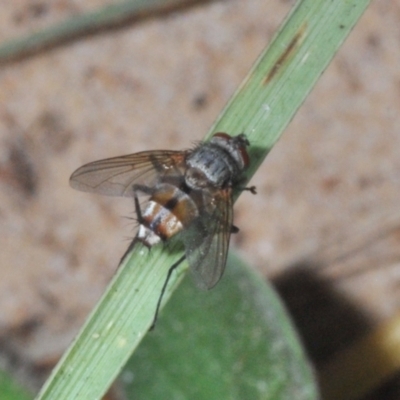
[138,183,199,246]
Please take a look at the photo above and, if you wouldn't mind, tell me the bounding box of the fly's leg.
[235,175,257,195]
[229,184,255,235]
[118,184,156,265]
[150,255,186,330]
[131,183,159,228]
[235,176,257,195]
[231,225,239,234]
[241,185,257,194]
[119,183,185,329]
[119,181,186,329]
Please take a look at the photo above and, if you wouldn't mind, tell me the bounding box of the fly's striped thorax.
[185,133,249,191]
[138,183,199,247]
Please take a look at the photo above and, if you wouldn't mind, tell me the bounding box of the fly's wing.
[70,150,187,197]
[183,189,233,290]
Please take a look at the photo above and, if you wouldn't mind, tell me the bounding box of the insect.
[70,133,255,327]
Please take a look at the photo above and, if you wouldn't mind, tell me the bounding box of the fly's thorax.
[137,183,199,246]
[185,133,250,190]
[210,133,250,170]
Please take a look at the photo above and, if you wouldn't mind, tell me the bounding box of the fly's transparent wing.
[70,150,187,197]
[183,189,233,290]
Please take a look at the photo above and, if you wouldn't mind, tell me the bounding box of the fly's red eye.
[212,132,231,141]
[235,134,250,168]
[239,146,250,168]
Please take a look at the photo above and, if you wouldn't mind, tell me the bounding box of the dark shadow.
[273,260,375,399]
[362,371,400,400]
[273,260,373,365]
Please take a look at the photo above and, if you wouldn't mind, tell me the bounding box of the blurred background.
[0,0,399,397]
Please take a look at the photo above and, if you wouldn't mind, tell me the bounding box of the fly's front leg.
[231,225,239,234]
[235,176,257,195]
[241,185,257,194]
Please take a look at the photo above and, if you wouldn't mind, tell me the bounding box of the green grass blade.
[36,0,371,399]
[210,0,371,181]
[0,0,195,63]
[36,240,188,400]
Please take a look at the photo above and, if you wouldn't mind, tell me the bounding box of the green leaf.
[35,0,371,399]
[122,252,318,400]
[0,368,32,400]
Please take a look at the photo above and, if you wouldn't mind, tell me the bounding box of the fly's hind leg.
[150,255,186,330]
[132,183,156,224]
[119,183,156,265]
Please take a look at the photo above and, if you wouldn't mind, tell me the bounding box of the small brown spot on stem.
[264,22,307,85]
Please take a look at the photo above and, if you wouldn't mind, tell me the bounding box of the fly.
[70,133,255,327]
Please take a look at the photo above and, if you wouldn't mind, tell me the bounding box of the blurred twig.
[0,0,213,64]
